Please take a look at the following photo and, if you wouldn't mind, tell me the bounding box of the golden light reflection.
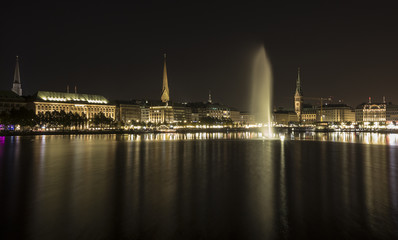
[103,132,398,146]
[284,132,398,146]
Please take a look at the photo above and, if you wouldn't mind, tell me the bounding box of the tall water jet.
[250,45,273,138]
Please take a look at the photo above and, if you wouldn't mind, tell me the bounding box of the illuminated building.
[386,103,398,123]
[147,55,193,124]
[294,67,303,121]
[141,107,150,122]
[189,102,231,120]
[318,104,355,123]
[358,98,398,124]
[31,91,116,119]
[148,103,192,124]
[206,104,231,119]
[11,56,23,96]
[301,107,317,123]
[149,105,174,123]
[356,97,386,123]
[172,103,192,122]
[115,101,141,124]
[230,109,242,123]
[149,54,179,124]
[240,112,255,124]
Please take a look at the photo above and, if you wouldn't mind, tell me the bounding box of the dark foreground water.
[1,132,398,239]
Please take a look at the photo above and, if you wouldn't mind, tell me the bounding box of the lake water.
[1,132,398,239]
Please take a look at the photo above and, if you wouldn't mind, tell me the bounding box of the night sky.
[1,2,397,110]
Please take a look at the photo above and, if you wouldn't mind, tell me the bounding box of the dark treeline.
[0,107,114,130]
[1,108,237,131]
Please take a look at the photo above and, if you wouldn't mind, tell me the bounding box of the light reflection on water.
[0,133,397,239]
[121,131,398,146]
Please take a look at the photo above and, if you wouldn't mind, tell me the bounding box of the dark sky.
[1,2,397,110]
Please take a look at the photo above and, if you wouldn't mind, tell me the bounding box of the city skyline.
[1,3,398,110]
[3,53,395,112]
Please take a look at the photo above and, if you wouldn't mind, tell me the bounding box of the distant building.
[355,103,365,122]
[318,104,355,123]
[240,112,255,125]
[172,103,192,123]
[189,102,231,120]
[141,107,150,123]
[146,101,192,124]
[115,101,141,124]
[207,104,231,119]
[127,99,162,123]
[356,98,387,123]
[386,103,398,123]
[301,105,317,124]
[31,91,116,119]
[274,110,298,125]
[0,90,27,112]
[230,109,241,123]
[147,55,194,124]
[149,105,174,123]
[11,56,23,96]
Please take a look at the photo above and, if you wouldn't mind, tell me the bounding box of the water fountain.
[250,44,274,138]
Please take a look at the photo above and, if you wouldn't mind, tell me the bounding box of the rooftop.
[35,91,109,104]
[0,90,25,101]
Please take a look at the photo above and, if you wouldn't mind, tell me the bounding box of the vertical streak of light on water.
[363,145,376,233]
[280,140,288,238]
[253,140,275,238]
[389,147,398,233]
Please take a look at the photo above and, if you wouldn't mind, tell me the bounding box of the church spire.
[295,67,302,96]
[11,56,22,96]
[294,67,303,122]
[208,90,212,103]
[161,53,170,104]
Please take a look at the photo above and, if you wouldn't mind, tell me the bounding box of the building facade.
[115,102,141,124]
[363,103,386,122]
[32,91,116,119]
[318,104,355,123]
[274,110,298,125]
[386,104,398,123]
[230,109,242,123]
[241,112,255,125]
[301,107,317,124]
[0,90,27,113]
[356,99,387,123]
[149,106,174,123]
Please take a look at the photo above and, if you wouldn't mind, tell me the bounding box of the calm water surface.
[1,132,398,239]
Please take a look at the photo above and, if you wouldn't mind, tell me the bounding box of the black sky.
[1,2,398,110]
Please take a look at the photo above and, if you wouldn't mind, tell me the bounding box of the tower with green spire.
[294,67,303,121]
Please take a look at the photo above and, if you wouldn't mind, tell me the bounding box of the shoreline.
[1,127,398,136]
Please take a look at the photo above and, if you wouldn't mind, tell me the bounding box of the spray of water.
[250,45,273,138]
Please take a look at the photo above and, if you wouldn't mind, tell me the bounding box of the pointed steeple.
[161,53,170,104]
[11,56,22,96]
[208,90,212,103]
[295,67,302,96]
